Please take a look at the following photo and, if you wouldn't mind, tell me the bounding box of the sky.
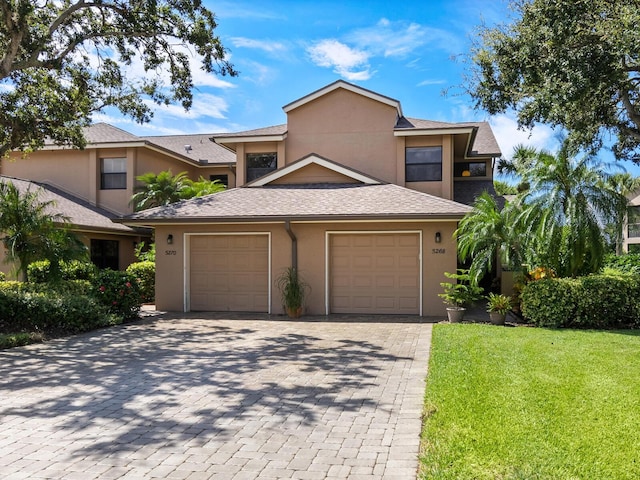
[95,0,639,174]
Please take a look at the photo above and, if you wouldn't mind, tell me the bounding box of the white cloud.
[231,37,287,54]
[417,79,446,87]
[307,39,371,81]
[239,60,275,85]
[489,113,558,159]
[143,93,229,121]
[347,18,463,58]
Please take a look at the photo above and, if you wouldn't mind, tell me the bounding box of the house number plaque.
[165,250,177,256]
[432,248,446,254]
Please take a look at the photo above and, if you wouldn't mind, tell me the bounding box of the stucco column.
[442,134,453,200]
[89,149,97,206]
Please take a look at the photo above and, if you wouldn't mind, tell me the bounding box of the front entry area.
[328,232,421,315]
[189,234,270,312]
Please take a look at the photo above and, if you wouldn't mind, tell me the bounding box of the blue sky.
[96,0,639,174]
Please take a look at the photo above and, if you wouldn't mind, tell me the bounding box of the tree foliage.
[0,182,87,280]
[459,142,631,279]
[468,0,640,160]
[0,0,236,156]
[131,169,226,211]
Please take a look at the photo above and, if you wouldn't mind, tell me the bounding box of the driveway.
[0,313,433,479]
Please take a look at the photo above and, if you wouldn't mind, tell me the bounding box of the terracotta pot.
[446,307,466,323]
[286,306,304,318]
[489,311,506,325]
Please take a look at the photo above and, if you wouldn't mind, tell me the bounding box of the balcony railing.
[628,223,640,238]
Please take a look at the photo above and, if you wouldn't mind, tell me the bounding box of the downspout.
[284,220,298,271]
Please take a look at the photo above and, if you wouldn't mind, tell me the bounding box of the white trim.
[183,232,272,314]
[394,127,475,137]
[248,154,382,187]
[213,134,286,144]
[283,80,403,116]
[324,230,423,316]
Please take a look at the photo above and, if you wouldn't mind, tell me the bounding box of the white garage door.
[329,233,420,315]
[189,234,269,312]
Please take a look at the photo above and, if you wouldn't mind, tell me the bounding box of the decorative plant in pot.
[438,269,483,323]
[276,266,310,318]
[486,292,512,325]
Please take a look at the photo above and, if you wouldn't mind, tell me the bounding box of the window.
[246,153,277,182]
[209,174,229,187]
[406,147,442,182]
[454,162,487,177]
[101,158,127,189]
[91,239,119,270]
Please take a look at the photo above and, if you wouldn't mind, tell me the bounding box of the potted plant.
[438,270,482,322]
[276,267,310,318]
[486,292,512,325]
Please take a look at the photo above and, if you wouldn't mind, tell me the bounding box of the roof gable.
[282,80,403,117]
[246,154,383,187]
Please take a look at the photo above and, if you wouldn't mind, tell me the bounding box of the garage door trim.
[324,230,423,316]
[184,232,272,313]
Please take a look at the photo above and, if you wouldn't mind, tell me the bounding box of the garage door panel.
[330,233,419,315]
[190,234,269,312]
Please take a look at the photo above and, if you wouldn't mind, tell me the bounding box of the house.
[623,190,640,253]
[120,81,501,316]
[0,123,236,275]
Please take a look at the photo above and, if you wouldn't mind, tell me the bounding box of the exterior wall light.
[435,232,442,243]
[167,234,174,245]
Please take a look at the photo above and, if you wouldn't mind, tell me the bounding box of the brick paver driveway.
[1,313,433,479]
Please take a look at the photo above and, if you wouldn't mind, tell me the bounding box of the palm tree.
[456,192,530,284]
[131,170,190,211]
[0,182,87,280]
[517,142,628,276]
[181,176,226,198]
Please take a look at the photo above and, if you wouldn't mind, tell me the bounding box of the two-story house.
[0,123,236,276]
[121,81,501,316]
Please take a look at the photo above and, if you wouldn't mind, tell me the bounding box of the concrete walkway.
[0,313,434,479]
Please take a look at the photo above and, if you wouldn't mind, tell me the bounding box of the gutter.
[284,220,298,271]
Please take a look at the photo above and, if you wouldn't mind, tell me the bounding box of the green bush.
[28,260,97,283]
[0,286,117,335]
[521,275,640,328]
[126,261,155,303]
[602,253,640,275]
[93,270,141,320]
[521,278,579,327]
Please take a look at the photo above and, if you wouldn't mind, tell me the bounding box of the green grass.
[0,331,44,349]
[420,324,640,480]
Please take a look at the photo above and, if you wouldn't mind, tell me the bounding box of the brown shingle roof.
[398,118,501,157]
[122,183,471,224]
[211,124,287,139]
[142,133,235,165]
[0,176,139,235]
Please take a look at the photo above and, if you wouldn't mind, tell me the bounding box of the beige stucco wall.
[5,149,93,202]
[153,220,458,317]
[285,89,399,183]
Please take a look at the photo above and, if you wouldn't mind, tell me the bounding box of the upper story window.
[454,161,487,178]
[101,158,127,190]
[209,174,229,187]
[246,152,277,182]
[406,146,442,182]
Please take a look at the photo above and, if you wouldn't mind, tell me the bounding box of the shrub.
[28,260,97,283]
[521,275,640,328]
[521,278,578,327]
[135,242,155,262]
[0,285,116,335]
[126,261,155,303]
[93,269,141,320]
[602,253,640,275]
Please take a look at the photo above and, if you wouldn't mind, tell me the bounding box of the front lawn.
[420,324,640,479]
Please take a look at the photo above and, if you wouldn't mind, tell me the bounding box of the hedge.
[126,261,155,303]
[521,274,640,328]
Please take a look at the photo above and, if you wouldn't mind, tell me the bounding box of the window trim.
[100,157,127,190]
[405,146,442,182]
[246,152,277,182]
